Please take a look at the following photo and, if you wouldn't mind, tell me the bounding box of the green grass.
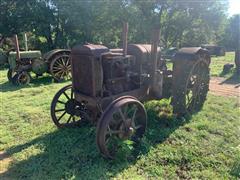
[210,52,235,77]
[0,64,239,179]
[166,52,236,78]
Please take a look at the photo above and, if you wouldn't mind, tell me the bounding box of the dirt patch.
[209,77,239,97]
[0,151,12,174]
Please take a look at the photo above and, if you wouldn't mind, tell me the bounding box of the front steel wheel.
[96,96,147,159]
[12,71,31,85]
[50,85,90,128]
[7,69,16,82]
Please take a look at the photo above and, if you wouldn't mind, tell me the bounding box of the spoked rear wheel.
[172,59,210,116]
[50,54,71,82]
[185,60,209,113]
[51,85,90,128]
[96,96,147,159]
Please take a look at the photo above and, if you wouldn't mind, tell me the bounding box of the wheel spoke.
[53,66,62,70]
[131,106,137,123]
[52,69,61,73]
[123,104,129,116]
[61,58,65,66]
[58,111,67,122]
[66,60,70,66]
[55,60,62,66]
[63,91,70,100]
[57,100,65,104]
[118,108,127,124]
[55,108,65,112]
[66,115,72,123]
[54,70,63,76]
[107,126,123,136]
[71,88,73,99]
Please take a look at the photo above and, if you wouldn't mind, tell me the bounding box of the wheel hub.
[118,119,135,139]
[65,99,77,115]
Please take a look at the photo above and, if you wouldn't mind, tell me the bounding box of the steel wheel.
[96,96,147,159]
[12,71,31,85]
[51,84,90,128]
[185,60,209,113]
[50,54,71,82]
[7,69,16,82]
[172,57,210,116]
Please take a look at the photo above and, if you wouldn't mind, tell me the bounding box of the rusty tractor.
[201,44,225,56]
[4,34,71,85]
[50,23,211,158]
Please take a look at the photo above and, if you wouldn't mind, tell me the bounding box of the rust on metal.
[150,28,161,89]
[122,22,128,57]
[50,23,212,159]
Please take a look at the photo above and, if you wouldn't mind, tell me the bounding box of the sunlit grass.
[166,52,236,78]
[0,61,239,179]
[210,52,235,77]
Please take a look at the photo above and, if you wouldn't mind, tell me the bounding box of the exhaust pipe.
[14,34,20,61]
[122,22,128,57]
[151,28,160,83]
[24,33,28,51]
[151,28,162,98]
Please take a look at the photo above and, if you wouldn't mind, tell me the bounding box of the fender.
[173,47,210,64]
[43,49,71,62]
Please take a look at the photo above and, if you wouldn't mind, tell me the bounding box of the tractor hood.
[9,50,42,59]
[8,51,42,69]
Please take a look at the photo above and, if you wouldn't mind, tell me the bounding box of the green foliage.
[222,14,240,50]
[145,99,174,123]
[210,52,235,77]
[0,0,231,51]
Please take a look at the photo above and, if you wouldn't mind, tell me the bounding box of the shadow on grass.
[0,75,70,92]
[0,100,192,179]
[230,155,240,178]
[219,71,240,87]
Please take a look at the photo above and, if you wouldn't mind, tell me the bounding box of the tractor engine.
[71,43,166,98]
[71,44,142,97]
[101,53,137,95]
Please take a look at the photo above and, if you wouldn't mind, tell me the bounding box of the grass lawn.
[210,51,236,77]
[166,52,236,78]
[0,52,239,179]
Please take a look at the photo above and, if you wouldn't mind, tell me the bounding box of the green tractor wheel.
[12,71,31,85]
[7,69,16,82]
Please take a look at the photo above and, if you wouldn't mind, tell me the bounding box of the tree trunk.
[235,49,240,74]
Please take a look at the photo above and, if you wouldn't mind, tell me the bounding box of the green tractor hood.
[8,50,42,69]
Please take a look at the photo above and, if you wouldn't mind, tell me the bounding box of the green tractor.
[2,34,71,85]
